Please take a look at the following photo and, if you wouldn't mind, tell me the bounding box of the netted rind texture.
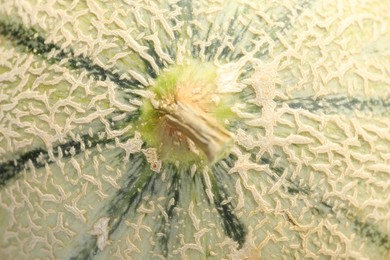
[0,0,390,259]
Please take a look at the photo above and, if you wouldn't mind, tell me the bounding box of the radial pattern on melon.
[0,0,390,259]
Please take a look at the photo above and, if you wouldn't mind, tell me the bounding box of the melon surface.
[0,0,390,259]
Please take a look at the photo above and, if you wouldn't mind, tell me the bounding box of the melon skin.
[0,0,390,259]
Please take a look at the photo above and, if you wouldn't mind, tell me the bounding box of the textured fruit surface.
[137,61,235,164]
[0,0,390,259]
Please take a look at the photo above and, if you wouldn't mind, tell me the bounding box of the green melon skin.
[0,0,390,259]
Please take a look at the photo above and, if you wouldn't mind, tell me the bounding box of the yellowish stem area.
[137,61,235,165]
[158,99,232,163]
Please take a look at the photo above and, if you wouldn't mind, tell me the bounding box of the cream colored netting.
[0,0,389,259]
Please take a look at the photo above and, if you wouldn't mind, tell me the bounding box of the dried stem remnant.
[138,61,235,164]
[157,98,232,163]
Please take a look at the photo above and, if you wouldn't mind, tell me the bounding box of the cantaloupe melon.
[0,0,390,259]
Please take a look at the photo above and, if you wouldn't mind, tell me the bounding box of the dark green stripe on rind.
[0,147,46,187]
[0,20,59,56]
[0,20,150,90]
[339,206,390,252]
[284,95,390,115]
[0,109,141,188]
[106,155,153,235]
[261,153,390,253]
[209,156,247,249]
[241,86,390,116]
[353,218,390,251]
[0,135,110,188]
[71,152,155,260]
[156,165,181,257]
[312,202,390,252]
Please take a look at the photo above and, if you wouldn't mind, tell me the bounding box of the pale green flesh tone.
[0,0,389,259]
